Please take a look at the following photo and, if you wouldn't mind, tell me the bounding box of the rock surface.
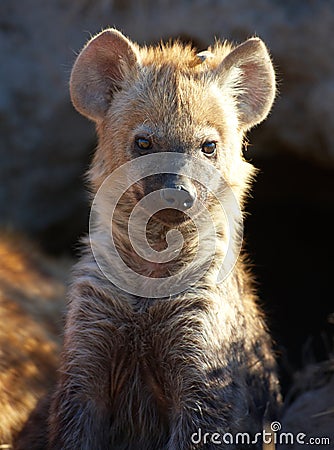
[279,360,334,449]
[1,0,334,245]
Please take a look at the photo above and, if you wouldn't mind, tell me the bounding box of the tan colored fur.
[0,232,68,448]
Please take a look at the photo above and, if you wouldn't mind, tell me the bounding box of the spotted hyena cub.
[48,29,280,449]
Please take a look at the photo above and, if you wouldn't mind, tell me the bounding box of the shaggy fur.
[0,231,67,448]
[47,29,279,449]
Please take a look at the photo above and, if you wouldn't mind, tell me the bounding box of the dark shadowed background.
[1,0,333,391]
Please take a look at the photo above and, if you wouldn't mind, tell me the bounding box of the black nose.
[160,185,196,211]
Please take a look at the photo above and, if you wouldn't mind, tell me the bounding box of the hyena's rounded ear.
[217,38,275,130]
[70,29,140,121]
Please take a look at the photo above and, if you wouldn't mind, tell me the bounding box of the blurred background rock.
[0,0,333,388]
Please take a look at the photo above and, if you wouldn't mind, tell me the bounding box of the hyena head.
[69,29,275,288]
[70,29,275,221]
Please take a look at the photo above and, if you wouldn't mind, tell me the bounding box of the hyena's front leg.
[48,387,111,450]
[165,374,232,450]
[166,364,261,450]
[48,317,113,450]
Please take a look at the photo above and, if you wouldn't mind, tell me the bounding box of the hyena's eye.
[201,141,217,157]
[135,137,153,153]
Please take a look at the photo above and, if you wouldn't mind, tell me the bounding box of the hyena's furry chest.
[91,293,212,415]
[71,270,275,443]
[73,293,206,446]
[108,305,175,413]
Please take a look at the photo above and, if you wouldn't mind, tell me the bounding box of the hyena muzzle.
[44,29,281,450]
